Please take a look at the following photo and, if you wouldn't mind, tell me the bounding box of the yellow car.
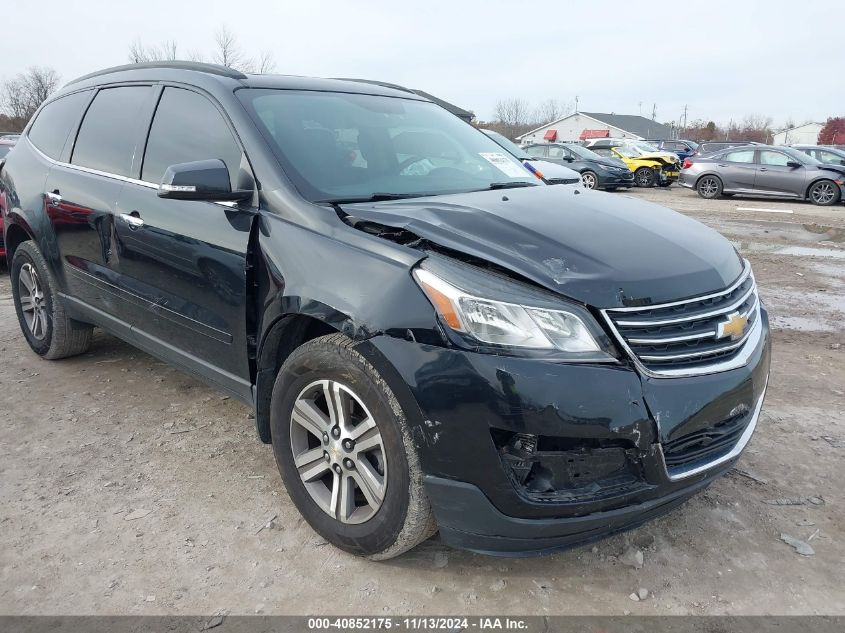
[589,145,680,187]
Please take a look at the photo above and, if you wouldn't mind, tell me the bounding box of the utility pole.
[575,95,579,113]
[682,104,688,132]
[638,101,643,117]
[651,103,657,121]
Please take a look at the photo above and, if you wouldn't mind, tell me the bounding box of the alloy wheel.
[699,177,719,197]
[290,379,387,524]
[581,172,597,189]
[18,263,48,340]
[810,182,836,205]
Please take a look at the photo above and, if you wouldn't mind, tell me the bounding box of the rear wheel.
[634,167,656,187]
[270,333,436,559]
[11,241,93,359]
[808,180,841,206]
[696,175,723,199]
[581,170,598,190]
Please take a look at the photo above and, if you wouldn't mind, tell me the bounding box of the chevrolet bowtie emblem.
[717,312,748,340]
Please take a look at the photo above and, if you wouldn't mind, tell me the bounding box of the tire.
[604,186,618,192]
[10,241,93,359]
[634,167,656,187]
[808,179,841,206]
[270,333,437,559]
[580,170,599,190]
[696,175,723,199]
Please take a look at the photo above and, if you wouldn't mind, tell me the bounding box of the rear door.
[717,148,757,190]
[44,86,155,317]
[113,86,255,398]
[754,149,804,196]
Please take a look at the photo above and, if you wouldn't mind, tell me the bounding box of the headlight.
[413,257,616,361]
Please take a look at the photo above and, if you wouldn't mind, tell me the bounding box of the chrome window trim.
[27,135,244,208]
[658,378,767,481]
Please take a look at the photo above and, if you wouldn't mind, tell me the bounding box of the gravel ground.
[0,187,843,616]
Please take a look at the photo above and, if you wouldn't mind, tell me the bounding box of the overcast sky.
[1,0,840,128]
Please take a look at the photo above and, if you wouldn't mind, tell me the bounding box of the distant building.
[517,112,676,145]
[411,90,474,123]
[772,122,823,146]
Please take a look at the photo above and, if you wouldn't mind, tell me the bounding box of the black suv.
[1,63,771,558]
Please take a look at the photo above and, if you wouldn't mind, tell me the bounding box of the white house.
[517,112,675,145]
[772,122,823,146]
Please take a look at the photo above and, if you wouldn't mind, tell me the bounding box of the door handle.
[46,190,62,204]
[119,212,145,230]
[759,168,768,171]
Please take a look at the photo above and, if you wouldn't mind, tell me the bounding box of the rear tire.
[696,175,723,199]
[634,167,656,187]
[270,333,437,559]
[808,179,841,206]
[11,241,93,359]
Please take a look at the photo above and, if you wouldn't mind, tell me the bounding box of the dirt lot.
[1,187,843,616]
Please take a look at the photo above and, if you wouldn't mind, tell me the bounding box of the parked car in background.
[583,138,680,165]
[646,139,699,160]
[588,144,679,188]
[681,145,845,205]
[0,136,16,162]
[693,141,761,157]
[481,130,582,186]
[1,62,771,559]
[522,142,633,190]
[0,134,20,142]
[791,145,845,166]
[0,137,15,260]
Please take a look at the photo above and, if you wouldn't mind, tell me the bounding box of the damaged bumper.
[367,307,771,555]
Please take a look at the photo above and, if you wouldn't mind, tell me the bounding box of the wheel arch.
[695,171,724,188]
[3,219,35,265]
[804,176,840,200]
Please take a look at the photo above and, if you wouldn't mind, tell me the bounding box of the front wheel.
[581,170,599,190]
[11,241,93,359]
[634,167,656,187]
[270,333,437,559]
[808,180,841,206]
[696,175,723,199]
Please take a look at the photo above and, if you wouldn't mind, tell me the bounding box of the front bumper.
[367,307,771,555]
[597,171,634,188]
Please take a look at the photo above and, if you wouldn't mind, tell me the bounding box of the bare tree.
[128,39,178,63]
[494,98,532,140]
[212,26,254,71]
[1,66,61,125]
[256,50,277,74]
[532,99,566,126]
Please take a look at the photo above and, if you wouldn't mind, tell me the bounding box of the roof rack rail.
[332,78,415,94]
[67,61,247,86]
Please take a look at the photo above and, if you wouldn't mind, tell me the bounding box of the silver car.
[680,145,845,206]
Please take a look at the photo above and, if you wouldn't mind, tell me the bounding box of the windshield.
[481,129,530,160]
[237,89,537,202]
[614,146,642,158]
[565,144,605,161]
[781,146,821,165]
[633,142,660,153]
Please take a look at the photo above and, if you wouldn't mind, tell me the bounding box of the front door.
[754,150,804,197]
[113,86,255,399]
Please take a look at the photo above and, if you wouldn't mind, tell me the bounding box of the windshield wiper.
[319,192,424,204]
[485,181,539,190]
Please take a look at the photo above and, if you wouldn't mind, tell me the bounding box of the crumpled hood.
[341,185,743,308]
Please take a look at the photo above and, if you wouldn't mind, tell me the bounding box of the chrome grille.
[603,262,761,377]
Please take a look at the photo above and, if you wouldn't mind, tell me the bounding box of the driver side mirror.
[839,159,845,166]
[563,155,575,162]
[158,159,252,202]
[786,161,802,168]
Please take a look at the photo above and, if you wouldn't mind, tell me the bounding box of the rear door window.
[141,87,242,186]
[27,91,91,160]
[724,149,756,163]
[758,151,790,166]
[72,86,152,176]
